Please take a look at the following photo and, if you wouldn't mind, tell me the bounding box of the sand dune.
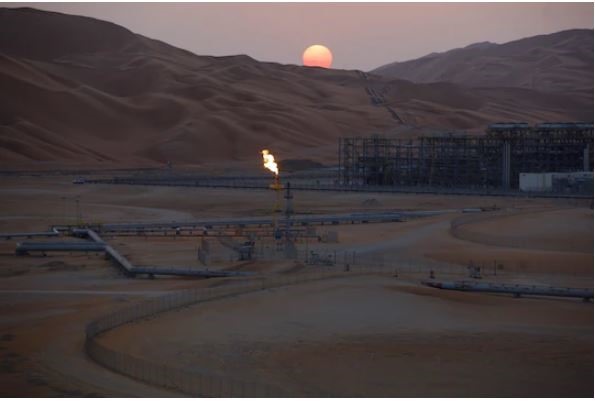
[0,8,592,168]
[372,29,593,96]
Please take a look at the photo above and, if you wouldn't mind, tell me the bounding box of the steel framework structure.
[338,123,593,190]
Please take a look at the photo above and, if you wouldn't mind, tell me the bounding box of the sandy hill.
[0,8,592,169]
[372,29,594,97]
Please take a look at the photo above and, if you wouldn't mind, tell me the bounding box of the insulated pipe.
[424,280,593,301]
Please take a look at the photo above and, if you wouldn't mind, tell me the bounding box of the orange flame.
[261,149,279,176]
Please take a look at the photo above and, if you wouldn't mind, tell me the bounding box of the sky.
[6,2,594,71]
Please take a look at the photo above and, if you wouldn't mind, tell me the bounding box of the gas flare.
[261,149,279,176]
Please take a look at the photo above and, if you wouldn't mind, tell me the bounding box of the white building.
[519,172,593,193]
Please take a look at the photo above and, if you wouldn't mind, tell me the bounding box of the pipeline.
[424,280,593,301]
[130,267,252,278]
[1,228,59,240]
[15,228,251,279]
[50,209,451,235]
[15,241,105,255]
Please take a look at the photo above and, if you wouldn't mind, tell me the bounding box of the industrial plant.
[339,123,593,192]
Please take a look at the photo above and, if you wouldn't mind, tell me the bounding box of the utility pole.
[283,182,296,259]
[75,198,82,226]
[61,195,81,225]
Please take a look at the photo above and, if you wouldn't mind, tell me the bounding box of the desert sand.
[0,175,592,396]
[100,276,593,397]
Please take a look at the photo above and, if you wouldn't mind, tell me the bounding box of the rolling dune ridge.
[373,29,593,95]
[1,8,592,168]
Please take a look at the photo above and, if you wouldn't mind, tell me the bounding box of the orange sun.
[302,44,333,68]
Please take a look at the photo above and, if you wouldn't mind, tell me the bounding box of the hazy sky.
[8,2,594,70]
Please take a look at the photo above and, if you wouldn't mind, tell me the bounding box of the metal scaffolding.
[338,123,594,190]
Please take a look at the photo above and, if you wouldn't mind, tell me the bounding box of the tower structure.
[283,182,297,259]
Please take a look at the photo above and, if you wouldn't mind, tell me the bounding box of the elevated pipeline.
[424,280,593,301]
[1,228,59,240]
[15,228,251,279]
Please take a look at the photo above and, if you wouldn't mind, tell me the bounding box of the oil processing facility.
[338,123,593,191]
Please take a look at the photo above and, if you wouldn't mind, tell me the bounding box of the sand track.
[451,207,593,253]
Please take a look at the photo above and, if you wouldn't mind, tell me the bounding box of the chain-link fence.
[85,256,581,396]
[88,264,474,396]
[253,246,503,278]
[86,269,376,397]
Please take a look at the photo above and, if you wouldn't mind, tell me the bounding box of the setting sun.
[302,44,333,68]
